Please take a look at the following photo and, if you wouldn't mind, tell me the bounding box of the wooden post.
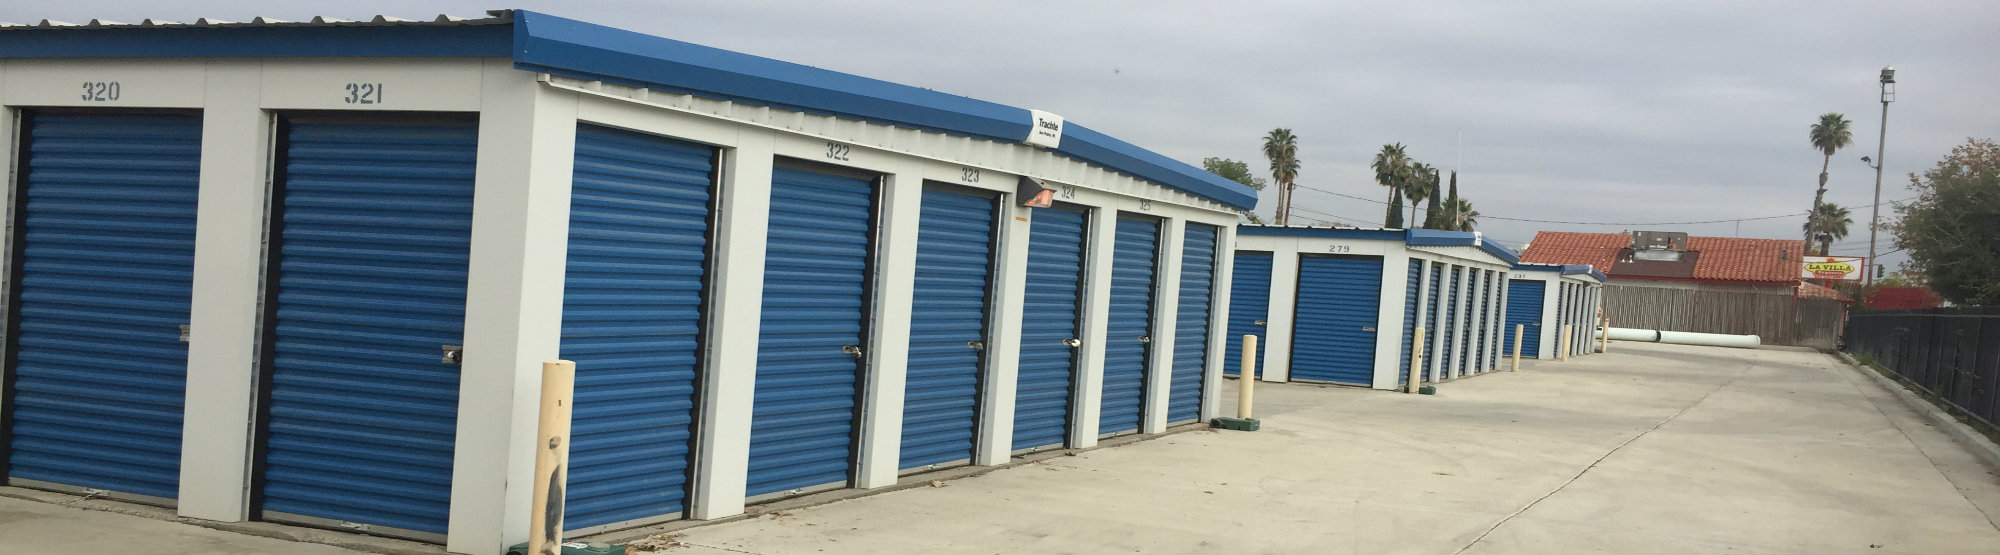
[1512,324,1525,372]
[529,360,576,555]
[1559,324,1573,362]
[1238,335,1257,419]
[1600,317,1611,353]
[1408,327,1426,393]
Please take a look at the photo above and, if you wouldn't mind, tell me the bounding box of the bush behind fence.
[1845,307,2000,429]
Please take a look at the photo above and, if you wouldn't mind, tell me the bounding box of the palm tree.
[1805,113,1853,246]
[1263,129,1300,225]
[1404,161,1435,226]
[1370,143,1410,226]
[1442,197,1479,231]
[1803,202,1853,255]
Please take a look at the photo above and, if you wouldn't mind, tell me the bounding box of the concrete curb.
[1836,351,2000,472]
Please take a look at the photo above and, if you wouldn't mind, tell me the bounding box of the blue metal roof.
[0,10,1258,210]
[1236,226,1524,265]
[1510,262,1608,281]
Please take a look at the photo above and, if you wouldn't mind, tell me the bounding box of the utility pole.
[1866,66,1895,288]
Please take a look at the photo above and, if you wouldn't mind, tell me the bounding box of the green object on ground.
[1419,385,1437,395]
[506,541,627,555]
[1211,417,1261,431]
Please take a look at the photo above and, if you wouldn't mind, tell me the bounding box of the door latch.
[1254,320,1266,326]
[441,345,463,364]
[842,344,865,359]
[179,325,191,343]
[1062,338,1082,348]
[1137,335,1151,343]
[967,340,984,350]
[1361,326,1376,332]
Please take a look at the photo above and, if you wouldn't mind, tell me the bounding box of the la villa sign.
[1801,255,1866,281]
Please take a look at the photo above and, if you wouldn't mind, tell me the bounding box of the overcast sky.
[10,1,1995,271]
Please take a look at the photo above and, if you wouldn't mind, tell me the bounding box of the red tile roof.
[1521,231,1807,284]
[1518,231,1622,271]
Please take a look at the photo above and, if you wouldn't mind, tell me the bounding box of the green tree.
[1263,129,1301,225]
[1422,169,1447,229]
[1385,192,1405,228]
[1442,197,1479,231]
[1405,161,1436,227]
[1204,156,1268,224]
[1891,138,2000,305]
[1371,143,1411,227]
[1201,157,1267,190]
[1805,113,1853,246]
[1801,202,1852,255]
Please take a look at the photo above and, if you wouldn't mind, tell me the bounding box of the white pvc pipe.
[1597,327,1761,349]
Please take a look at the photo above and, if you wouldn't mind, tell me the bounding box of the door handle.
[1254,320,1266,326]
[1361,326,1376,332]
[967,340,984,350]
[441,345,463,365]
[1062,338,1082,348]
[842,344,865,359]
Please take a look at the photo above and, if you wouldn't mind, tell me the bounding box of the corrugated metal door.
[1506,280,1541,358]
[557,125,714,531]
[1012,205,1087,452]
[747,165,873,498]
[1224,252,1271,378]
[1474,270,1491,372]
[1426,265,1443,381]
[1397,260,1421,386]
[1168,224,1218,424]
[4,112,200,502]
[1288,255,1382,384]
[1100,216,1158,436]
[1441,268,1460,375]
[900,185,996,470]
[257,118,477,538]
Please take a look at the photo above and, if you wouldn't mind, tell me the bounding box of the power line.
[1289,182,1917,228]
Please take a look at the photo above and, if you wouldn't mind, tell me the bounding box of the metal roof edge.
[1052,123,1258,209]
[1404,228,1478,246]
[1510,263,1565,273]
[0,15,511,57]
[1476,239,1521,266]
[1237,225,1406,240]
[511,11,1257,211]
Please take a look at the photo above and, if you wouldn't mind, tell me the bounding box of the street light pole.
[1866,66,1895,288]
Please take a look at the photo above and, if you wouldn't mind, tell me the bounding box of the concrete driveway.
[626,342,2000,554]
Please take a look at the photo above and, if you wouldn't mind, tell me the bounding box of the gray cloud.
[10,0,1993,268]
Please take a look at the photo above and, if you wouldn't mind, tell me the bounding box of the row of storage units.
[1505,264,1608,359]
[1226,227,1518,388]
[0,12,1255,554]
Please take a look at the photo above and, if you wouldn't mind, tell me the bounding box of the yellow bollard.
[530,360,576,555]
[1408,327,1426,393]
[1512,324,1525,372]
[1238,335,1257,419]
[1601,317,1611,353]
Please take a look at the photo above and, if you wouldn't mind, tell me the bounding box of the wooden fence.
[1602,284,1845,349]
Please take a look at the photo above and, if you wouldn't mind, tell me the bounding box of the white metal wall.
[0,57,1241,554]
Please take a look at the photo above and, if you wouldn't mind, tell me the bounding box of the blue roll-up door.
[1101,216,1158,435]
[747,165,873,498]
[1426,265,1443,381]
[258,118,477,538]
[1474,271,1491,373]
[4,113,200,502]
[1506,280,1542,358]
[1558,283,1570,356]
[1442,269,1460,376]
[1288,255,1383,385]
[1013,205,1087,452]
[1168,224,1218,423]
[1397,260,1421,386]
[901,185,996,470]
[557,125,714,531]
[1223,252,1271,378]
